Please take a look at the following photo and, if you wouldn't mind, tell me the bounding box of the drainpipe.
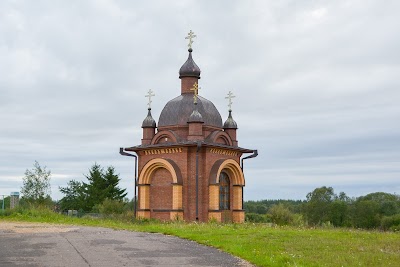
[240,150,258,210]
[119,148,138,219]
[241,150,258,171]
[195,141,202,221]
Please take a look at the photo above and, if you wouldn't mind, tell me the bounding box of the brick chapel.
[121,32,257,223]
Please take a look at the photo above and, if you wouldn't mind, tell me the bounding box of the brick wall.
[133,105,248,222]
[150,168,173,220]
[181,77,199,94]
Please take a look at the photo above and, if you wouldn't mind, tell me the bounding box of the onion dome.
[223,110,238,129]
[158,94,222,128]
[179,48,201,79]
[188,103,204,123]
[142,108,156,128]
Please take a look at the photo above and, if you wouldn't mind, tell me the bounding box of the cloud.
[1,1,399,202]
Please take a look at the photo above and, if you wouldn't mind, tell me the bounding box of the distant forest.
[2,161,399,232]
[244,186,400,231]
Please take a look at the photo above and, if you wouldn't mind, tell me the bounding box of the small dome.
[223,110,237,129]
[142,108,156,128]
[158,94,222,128]
[179,49,201,79]
[188,104,204,123]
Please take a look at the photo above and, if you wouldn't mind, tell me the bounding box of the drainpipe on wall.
[195,141,202,221]
[240,150,258,210]
[119,148,138,220]
[241,150,258,172]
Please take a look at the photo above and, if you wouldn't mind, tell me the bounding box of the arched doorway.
[137,158,183,220]
[209,159,245,223]
[150,168,173,220]
[219,172,230,210]
[219,171,232,222]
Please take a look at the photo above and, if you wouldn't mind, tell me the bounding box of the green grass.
[1,209,399,267]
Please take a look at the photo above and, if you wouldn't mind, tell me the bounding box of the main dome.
[158,94,222,128]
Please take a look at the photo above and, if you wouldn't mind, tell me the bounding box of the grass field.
[1,209,399,267]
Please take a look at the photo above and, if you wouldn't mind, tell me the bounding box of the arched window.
[219,172,230,210]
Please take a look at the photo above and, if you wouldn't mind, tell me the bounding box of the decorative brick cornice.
[209,148,238,157]
[143,147,183,155]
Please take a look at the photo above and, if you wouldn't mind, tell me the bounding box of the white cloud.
[1,1,399,201]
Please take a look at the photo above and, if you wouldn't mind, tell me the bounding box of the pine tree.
[103,166,127,201]
[59,180,87,211]
[59,163,127,212]
[83,163,107,210]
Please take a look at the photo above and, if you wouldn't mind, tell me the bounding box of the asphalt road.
[0,222,251,267]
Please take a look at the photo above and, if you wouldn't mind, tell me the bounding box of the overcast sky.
[1,0,399,201]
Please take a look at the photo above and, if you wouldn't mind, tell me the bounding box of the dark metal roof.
[223,110,238,129]
[158,94,222,128]
[188,103,204,123]
[125,140,254,154]
[179,49,201,79]
[142,108,156,128]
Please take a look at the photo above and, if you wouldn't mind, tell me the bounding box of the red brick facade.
[123,48,254,222]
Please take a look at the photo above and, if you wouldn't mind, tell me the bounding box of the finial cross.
[225,91,235,111]
[185,30,197,49]
[145,89,155,109]
[190,82,201,104]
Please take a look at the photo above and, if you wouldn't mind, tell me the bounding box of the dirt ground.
[0,221,79,234]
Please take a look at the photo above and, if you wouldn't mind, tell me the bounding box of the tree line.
[4,161,399,231]
[244,186,400,231]
[6,161,131,215]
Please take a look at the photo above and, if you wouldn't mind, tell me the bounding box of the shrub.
[108,210,135,222]
[292,214,306,227]
[0,209,13,217]
[352,200,381,229]
[268,203,294,225]
[245,213,270,223]
[97,198,125,215]
[381,214,400,231]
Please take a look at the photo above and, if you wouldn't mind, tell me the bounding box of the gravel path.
[0,222,253,267]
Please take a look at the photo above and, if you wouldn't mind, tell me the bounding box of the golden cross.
[145,89,155,109]
[190,82,201,104]
[185,30,197,49]
[225,91,235,111]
